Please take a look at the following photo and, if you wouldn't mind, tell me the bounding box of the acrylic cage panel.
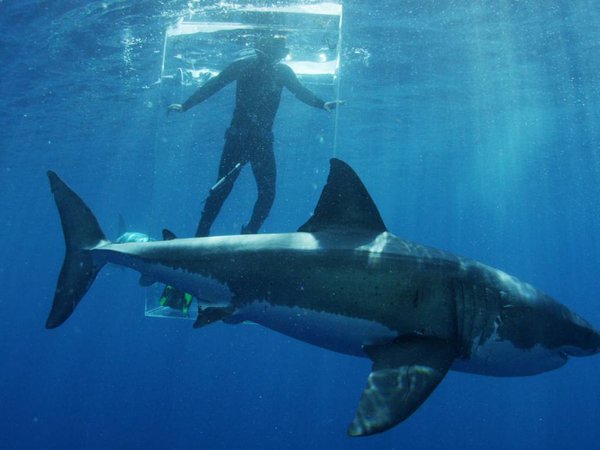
[148,2,342,320]
[160,2,343,105]
[145,283,200,320]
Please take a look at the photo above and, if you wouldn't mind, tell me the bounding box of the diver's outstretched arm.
[167,59,247,114]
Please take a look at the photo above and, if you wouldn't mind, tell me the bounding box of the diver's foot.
[195,223,210,238]
[159,285,194,316]
[240,224,257,235]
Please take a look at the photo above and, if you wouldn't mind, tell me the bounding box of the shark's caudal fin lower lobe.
[46,171,107,329]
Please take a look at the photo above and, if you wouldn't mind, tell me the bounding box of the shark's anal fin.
[349,336,456,437]
[193,306,234,329]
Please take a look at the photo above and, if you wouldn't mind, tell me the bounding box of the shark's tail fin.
[46,171,108,329]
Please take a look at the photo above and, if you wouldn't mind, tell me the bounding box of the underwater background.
[1,1,600,449]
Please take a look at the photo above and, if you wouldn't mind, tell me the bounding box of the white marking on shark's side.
[452,319,568,376]
[235,300,398,356]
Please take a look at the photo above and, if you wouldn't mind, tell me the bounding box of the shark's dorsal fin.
[298,159,387,233]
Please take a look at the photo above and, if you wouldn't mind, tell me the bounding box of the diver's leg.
[243,135,276,234]
[161,131,244,312]
[196,132,244,237]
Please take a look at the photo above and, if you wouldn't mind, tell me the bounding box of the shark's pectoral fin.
[348,336,456,437]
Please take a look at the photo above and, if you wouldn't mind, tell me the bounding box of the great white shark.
[46,159,600,436]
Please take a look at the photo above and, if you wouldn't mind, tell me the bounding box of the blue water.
[2,1,600,449]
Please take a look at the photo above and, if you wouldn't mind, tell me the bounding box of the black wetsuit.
[181,55,326,236]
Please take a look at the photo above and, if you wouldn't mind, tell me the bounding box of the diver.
[168,35,342,237]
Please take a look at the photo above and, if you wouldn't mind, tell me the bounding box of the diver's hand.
[324,100,344,112]
[166,104,184,115]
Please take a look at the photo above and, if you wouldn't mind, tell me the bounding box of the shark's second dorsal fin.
[162,229,177,241]
[298,159,387,234]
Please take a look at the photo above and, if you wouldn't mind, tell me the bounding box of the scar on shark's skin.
[46,159,600,437]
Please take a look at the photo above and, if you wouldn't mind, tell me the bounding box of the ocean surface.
[1,1,600,449]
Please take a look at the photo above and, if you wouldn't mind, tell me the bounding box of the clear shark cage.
[159,2,343,96]
[147,1,343,320]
